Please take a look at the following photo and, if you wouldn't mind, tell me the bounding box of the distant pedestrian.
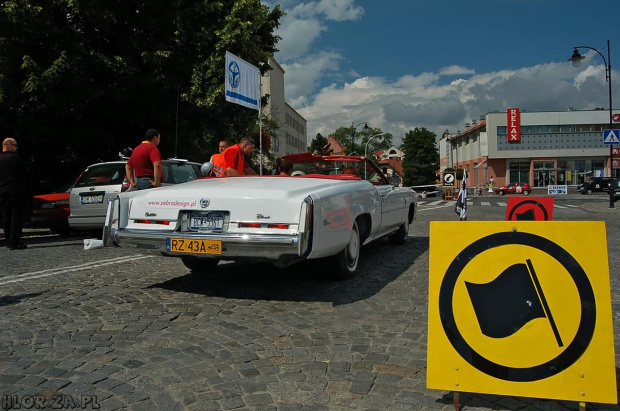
[125,129,163,190]
[0,138,28,249]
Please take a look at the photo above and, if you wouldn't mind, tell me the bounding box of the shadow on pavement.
[0,292,45,307]
[149,235,429,306]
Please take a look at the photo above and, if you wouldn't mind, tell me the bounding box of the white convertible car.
[103,153,417,279]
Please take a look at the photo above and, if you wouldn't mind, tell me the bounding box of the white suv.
[68,159,202,230]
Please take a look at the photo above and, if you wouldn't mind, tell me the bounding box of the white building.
[261,58,307,156]
[440,109,620,190]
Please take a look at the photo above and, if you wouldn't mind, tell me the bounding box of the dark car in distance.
[29,181,74,235]
[578,177,614,195]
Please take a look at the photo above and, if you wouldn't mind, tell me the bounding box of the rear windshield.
[163,163,200,184]
[74,163,126,188]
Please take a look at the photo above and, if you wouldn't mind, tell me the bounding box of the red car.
[495,182,531,196]
[30,182,73,235]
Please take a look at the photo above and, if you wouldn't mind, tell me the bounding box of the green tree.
[0,0,283,187]
[308,133,330,155]
[402,127,439,186]
[330,126,392,156]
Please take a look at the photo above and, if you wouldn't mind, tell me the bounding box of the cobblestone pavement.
[1,199,619,410]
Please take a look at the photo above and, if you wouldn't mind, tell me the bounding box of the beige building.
[261,58,307,156]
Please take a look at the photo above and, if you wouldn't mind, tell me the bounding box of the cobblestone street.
[1,199,619,410]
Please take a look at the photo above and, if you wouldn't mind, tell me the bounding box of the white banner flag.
[225,51,260,111]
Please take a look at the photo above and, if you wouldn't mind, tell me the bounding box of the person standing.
[207,139,230,176]
[488,175,495,195]
[0,138,27,249]
[125,129,163,190]
[212,136,257,177]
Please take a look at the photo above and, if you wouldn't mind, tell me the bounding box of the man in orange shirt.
[212,136,256,177]
[125,129,163,190]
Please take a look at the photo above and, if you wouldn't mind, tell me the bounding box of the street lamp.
[568,40,615,208]
[351,122,369,154]
[364,132,386,179]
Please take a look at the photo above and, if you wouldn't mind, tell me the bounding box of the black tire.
[498,190,505,196]
[331,220,360,280]
[181,256,219,273]
[389,217,409,245]
[522,190,530,196]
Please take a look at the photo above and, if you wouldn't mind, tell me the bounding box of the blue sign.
[603,130,619,145]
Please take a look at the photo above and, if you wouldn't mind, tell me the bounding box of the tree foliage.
[402,127,439,186]
[308,133,330,155]
[330,125,393,157]
[0,0,283,189]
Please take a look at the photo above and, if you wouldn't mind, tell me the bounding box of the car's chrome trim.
[112,229,301,259]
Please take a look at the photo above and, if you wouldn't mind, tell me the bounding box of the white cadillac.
[103,153,417,279]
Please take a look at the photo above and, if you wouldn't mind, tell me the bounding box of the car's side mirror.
[200,162,214,176]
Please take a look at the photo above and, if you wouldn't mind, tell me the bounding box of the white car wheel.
[332,220,360,280]
[181,257,220,273]
[389,217,409,245]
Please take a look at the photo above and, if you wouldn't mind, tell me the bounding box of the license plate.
[80,194,104,204]
[41,203,55,209]
[190,212,224,231]
[167,238,222,254]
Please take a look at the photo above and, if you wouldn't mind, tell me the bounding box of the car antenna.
[175,86,180,158]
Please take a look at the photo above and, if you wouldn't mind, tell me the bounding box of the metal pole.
[607,40,614,208]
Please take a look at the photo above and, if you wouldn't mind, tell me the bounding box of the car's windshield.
[284,155,389,185]
[74,164,126,188]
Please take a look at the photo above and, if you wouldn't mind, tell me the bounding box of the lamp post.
[351,122,369,154]
[568,40,614,208]
[364,132,386,179]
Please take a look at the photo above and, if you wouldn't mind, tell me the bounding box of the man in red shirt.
[212,136,256,177]
[126,129,163,190]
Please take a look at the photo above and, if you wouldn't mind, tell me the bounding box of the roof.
[326,136,346,155]
[378,158,404,176]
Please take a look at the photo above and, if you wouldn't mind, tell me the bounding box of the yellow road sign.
[427,221,616,404]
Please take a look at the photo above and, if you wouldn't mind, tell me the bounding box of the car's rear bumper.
[111,228,302,260]
[68,215,106,230]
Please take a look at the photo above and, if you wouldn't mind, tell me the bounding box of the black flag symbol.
[516,208,535,220]
[465,259,563,346]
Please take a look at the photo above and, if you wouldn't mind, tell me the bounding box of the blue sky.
[263,0,619,146]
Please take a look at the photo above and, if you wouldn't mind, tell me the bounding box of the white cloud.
[296,62,618,146]
[265,1,617,147]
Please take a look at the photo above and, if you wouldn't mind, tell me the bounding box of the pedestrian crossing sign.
[603,129,619,144]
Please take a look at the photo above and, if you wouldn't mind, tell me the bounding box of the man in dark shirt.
[0,138,27,249]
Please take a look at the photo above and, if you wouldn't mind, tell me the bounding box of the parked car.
[69,159,202,230]
[577,177,614,195]
[612,180,620,202]
[103,153,418,279]
[29,181,74,235]
[495,182,531,196]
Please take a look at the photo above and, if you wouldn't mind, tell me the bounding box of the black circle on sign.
[439,231,596,382]
[507,200,549,221]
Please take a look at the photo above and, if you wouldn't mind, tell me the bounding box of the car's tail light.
[238,222,290,229]
[121,177,130,192]
[299,196,314,256]
[134,219,171,225]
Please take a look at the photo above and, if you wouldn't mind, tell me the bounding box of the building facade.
[440,109,620,190]
[261,58,307,156]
